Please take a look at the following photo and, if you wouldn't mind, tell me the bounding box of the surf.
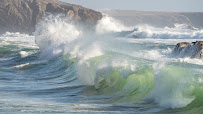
[0,14,203,113]
[35,14,203,110]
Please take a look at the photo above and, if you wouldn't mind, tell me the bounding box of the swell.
[0,34,81,102]
[0,14,203,113]
[33,14,203,111]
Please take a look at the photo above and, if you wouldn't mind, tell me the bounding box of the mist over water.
[0,14,203,113]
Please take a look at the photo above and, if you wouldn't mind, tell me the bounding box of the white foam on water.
[13,63,30,68]
[1,32,30,37]
[128,24,203,39]
[176,58,203,65]
[34,14,105,85]
[0,33,37,48]
[19,51,38,58]
[33,14,203,110]
[149,64,196,109]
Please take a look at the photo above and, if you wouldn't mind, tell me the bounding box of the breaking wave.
[35,14,203,110]
[0,14,202,113]
[128,24,203,39]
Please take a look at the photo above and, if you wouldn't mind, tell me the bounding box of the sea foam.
[128,24,203,39]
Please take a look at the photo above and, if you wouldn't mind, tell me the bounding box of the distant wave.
[93,15,203,39]
[96,15,132,34]
[128,24,203,39]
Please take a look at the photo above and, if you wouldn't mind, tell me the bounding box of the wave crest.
[35,14,81,59]
[128,24,203,39]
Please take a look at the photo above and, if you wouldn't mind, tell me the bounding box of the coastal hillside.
[0,0,102,34]
[103,10,203,28]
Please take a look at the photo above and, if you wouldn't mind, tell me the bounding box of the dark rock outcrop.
[0,0,102,34]
[172,42,190,56]
[172,41,203,58]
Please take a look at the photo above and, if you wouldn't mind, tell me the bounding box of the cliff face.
[0,0,102,34]
[180,12,203,29]
[103,10,203,28]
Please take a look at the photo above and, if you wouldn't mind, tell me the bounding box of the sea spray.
[34,14,136,85]
[128,24,203,39]
[34,14,104,85]
[148,65,202,109]
[35,14,81,59]
[96,15,131,34]
[33,14,203,112]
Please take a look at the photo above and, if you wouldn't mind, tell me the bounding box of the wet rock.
[172,41,203,58]
[172,42,189,56]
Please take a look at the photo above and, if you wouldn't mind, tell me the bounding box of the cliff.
[102,10,203,28]
[0,0,102,34]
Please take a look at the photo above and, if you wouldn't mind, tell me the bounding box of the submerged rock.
[0,0,102,34]
[172,41,203,58]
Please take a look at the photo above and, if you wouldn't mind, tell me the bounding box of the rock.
[0,0,102,34]
[172,41,203,58]
[172,42,189,56]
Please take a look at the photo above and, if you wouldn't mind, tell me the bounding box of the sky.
[60,0,203,12]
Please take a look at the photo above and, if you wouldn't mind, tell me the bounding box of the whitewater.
[0,14,202,113]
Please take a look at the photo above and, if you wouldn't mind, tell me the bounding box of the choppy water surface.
[0,15,203,113]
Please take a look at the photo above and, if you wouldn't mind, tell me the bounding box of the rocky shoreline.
[0,0,102,34]
[172,41,203,58]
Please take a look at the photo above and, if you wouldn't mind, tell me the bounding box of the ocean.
[0,14,202,113]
